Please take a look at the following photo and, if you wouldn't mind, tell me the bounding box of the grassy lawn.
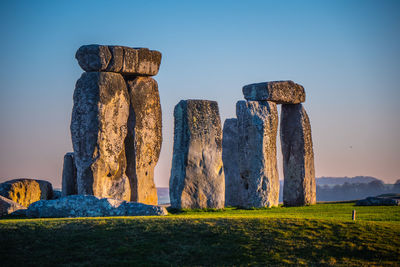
[1,203,399,266]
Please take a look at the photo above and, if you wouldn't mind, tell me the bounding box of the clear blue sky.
[0,0,399,187]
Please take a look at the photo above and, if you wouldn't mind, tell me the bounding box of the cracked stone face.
[280,104,316,206]
[236,100,279,208]
[242,80,305,104]
[169,100,225,209]
[75,45,162,76]
[125,77,162,205]
[71,72,131,201]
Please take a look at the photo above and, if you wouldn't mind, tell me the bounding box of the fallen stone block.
[26,195,168,218]
[0,178,53,207]
[0,195,27,216]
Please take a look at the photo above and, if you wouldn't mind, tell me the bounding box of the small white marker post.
[352,210,356,221]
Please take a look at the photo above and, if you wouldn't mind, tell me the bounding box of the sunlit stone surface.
[71,72,131,201]
[125,77,162,205]
[170,100,225,209]
[0,178,53,207]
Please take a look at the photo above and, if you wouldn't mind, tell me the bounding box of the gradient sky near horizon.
[0,0,399,188]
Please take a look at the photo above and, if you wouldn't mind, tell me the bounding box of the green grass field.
[1,203,399,266]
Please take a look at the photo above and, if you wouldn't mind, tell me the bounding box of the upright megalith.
[280,104,316,206]
[236,100,279,208]
[243,80,305,104]
[222,118,243,207]
[70,44,163,204]
[125,77,162,205]
[71,72,131,201]
[61,152,77,197]
[169,100,225,209]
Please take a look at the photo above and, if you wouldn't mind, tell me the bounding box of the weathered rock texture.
[222,118,243,207]
[76,45,162,76]
[70,72,131,201]
[280,104,316,206]
[236,101,279,208]
[170,100,225,209]
[125,77,162,205]
[243,80,305,104]
[0,195,26,216]
[61,152,77,197]
[26,195,168,218]
[0,179,53,207]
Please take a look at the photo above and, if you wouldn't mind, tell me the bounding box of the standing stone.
[169,100,225,209]
[70,72,131,201]
[222,118,243,207]
[243,80,305,104]
[280,104,316,206]
[125,77,162,205]
[61,152,77,197]
[236,101,279,208]
[0,179,53,207]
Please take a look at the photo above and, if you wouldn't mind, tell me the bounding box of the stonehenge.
[169,100,225,209]
[66,44,315,209]
[2,45,317,217]
[68,44,162,205]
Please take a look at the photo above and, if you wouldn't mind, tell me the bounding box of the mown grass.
[1,203,399,266]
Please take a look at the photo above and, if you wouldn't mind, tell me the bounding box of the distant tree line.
[277,178,400,202]
[316,179,400,201]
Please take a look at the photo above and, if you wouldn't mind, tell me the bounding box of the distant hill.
[157,176,390,204]
[316,176,381,186]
